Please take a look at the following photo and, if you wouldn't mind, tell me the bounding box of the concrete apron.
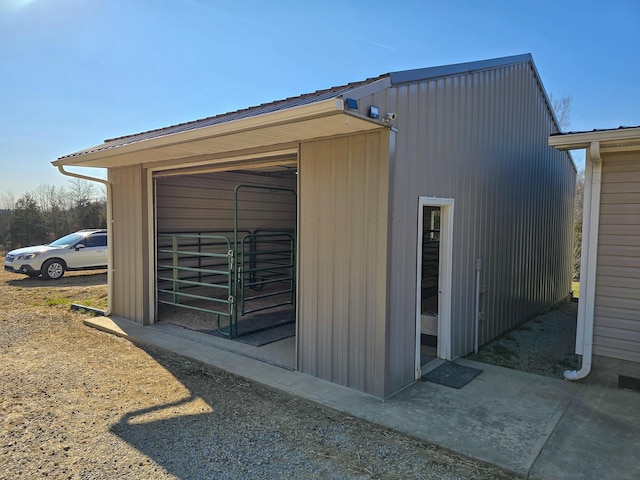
[85,316,640,480]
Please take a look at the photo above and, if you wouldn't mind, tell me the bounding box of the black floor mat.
[233,321,295,346]
[190,309,296,347]
[421,361,483,389]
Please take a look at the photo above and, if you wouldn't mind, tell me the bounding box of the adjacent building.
[550,126,640,387]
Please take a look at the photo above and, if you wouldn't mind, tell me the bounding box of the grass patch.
[23,285,108,311]
[46,296,74,307]
[74,294,108,311]
[572,281,580,299]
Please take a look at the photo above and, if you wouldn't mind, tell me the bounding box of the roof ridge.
[389,53,532,85]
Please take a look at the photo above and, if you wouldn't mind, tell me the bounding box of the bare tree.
[549,93,572,131]
[0,192,15,210]
[32,184,69,216]
[68,178,97,209]
[549,93,580,282]
[66,179,107,229]
[31,183,72,239]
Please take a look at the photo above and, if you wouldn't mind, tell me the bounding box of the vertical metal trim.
[149,171,158,323]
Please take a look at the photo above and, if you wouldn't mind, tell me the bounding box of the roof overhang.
[53,99,385,169]
[549,127,640,154]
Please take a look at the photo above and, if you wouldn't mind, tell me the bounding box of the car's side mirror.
[75,244,85,250]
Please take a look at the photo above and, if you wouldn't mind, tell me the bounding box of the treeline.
[0,179,107,254]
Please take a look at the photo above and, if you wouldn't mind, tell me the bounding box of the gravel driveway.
[0,268,516,479]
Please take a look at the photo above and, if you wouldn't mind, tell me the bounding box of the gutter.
[564,141,602,381]
[56,166,113,316]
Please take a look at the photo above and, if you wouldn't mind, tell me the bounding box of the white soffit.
[54,99,383,169]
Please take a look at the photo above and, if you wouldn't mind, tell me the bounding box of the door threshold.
[421,358,445,377]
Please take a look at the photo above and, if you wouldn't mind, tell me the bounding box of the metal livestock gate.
[156,184,296,338]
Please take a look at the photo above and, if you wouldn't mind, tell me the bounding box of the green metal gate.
[239,231,295,315]
[156,184,296,339]
[157,233,237,335]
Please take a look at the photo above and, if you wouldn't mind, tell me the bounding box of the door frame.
[415,196,454,379]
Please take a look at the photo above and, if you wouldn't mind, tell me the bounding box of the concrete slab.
[84,315,640,480]
[530,385,640,480]
[84,315,130,337]
[152,323,296,370]
[379,359,577,475]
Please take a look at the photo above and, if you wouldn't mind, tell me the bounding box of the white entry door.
[415,197,454,379]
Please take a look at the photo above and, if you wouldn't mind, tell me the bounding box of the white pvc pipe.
[565,142,601,381]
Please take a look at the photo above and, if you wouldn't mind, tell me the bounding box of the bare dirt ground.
[0,265,516,480]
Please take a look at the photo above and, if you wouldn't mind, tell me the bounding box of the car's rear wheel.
[42,259,66,280]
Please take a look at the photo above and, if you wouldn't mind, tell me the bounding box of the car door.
[67,233,107,268]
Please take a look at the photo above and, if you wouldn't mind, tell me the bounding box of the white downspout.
[564,141,602,381]
[57,165,113,316]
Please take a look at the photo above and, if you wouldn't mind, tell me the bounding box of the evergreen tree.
[0,209,11,254]
[9,194,47,248]
[76,201,107,229]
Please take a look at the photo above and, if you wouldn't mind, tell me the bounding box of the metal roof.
[57,53,538,163]
[60,75,389,160]
[389,53,533,85]
[549,126,640,152]
[550,125,640,137]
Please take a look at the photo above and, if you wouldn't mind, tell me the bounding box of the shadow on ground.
[107,344,441,480]
[108,345,294,479]
[5,271,107,288]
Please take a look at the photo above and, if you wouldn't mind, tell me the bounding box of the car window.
[83,234,107,248]
[50,233,84,247]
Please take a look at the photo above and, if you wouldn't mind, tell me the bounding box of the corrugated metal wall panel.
[594,152,640,362]
[155,171,297,234]
[359,61,574,378]
[110,165,149,323]
[298,131,389,397]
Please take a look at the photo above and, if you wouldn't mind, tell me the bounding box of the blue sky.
[1,0,639,198]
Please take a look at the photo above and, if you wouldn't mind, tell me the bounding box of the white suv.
[4,229,108,280]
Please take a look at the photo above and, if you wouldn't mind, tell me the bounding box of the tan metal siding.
[155,171,296,233]
[109,165,150,324]
[358,62,574,373]
[298,131,389,397]
[594,152,640,363]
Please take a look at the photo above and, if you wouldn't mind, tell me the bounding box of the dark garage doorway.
[153,164,298,348]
